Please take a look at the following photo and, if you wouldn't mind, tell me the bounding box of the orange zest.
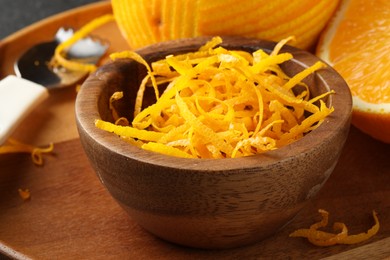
[96,37,334,158]
[18,188,31,201]
[316,0,390,143]
[53,14,115,72]
[0,138,54,165]
[290,209,380,246]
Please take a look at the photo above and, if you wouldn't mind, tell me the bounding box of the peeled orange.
[111,0,339,50]
[316,0,390,143]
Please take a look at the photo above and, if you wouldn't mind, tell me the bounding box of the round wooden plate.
[0,1,389,259]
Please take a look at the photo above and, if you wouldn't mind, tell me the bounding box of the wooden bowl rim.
[76,36,352,172]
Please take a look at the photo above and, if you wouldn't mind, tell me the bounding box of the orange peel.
[290,209,380,246]
[0,138,54,165]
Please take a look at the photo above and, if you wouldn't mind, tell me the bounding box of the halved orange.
[316,0,390,143]
[111,0,339,50]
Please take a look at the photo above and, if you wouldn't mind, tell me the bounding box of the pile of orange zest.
[0,138,54,165]
[53,14,115,73]
[290,209,380,246]
[96,36,334,158]
[18,188,31,201]
[114,117,130,126]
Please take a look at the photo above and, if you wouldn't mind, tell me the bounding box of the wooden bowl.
[75,37,352,249]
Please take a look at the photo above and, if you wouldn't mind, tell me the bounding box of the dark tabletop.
[0,0,101,40]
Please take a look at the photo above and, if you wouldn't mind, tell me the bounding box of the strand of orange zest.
[18,188,31,201]
[142,142,193,158]
[0,138,54,165]
[271,36,296,56]
[114,117,130,126]
[198,36,223,51]
[290,209,380,246]
[308,222,349,247]
[339,211,380,245]
[54,14,115,72]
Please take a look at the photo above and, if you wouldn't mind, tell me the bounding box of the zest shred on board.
[0,138,54,165]
[290,209,380,246]
[96,36,335,159]
[18,188,31,201]
[52,14,115,73]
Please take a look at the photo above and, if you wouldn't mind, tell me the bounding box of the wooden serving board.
[0,2,389,259]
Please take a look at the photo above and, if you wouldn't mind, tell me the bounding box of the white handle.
[0,75,49,144]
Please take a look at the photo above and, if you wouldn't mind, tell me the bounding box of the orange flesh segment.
[324,0,390,104]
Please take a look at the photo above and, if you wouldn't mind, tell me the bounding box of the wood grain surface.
[0,2,389,259]
[0,126,389,259]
